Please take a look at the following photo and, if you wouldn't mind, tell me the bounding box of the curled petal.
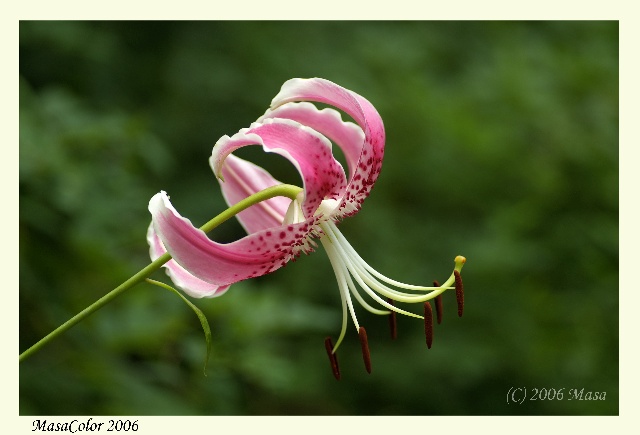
[216,154,290,234]
[149,191,320,287]
[147,223,230,298]
[258,102,364,180]
[210,118,347,219]
[270,78,385,217]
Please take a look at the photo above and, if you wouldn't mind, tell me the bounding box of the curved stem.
[19,184,303,363]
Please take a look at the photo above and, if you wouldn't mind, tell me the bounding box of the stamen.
[324,337,341,380]
[358,327,372,374]
[424,301,433,349]
[433,280,443,325]
[328,222,446,292]
[387,298,397,340]
[324,224,426,317]
[454,270,464,317]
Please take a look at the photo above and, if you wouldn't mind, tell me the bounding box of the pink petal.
[210,118,347,219]
[270,78,386,218]
[147,222,230,298]
[258,102,364,180]
[149,191,320,287]
[215,154,290,234]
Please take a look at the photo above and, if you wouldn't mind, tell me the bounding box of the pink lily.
[148,78,466,378]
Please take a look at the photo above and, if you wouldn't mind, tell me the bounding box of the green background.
[19,21,618,415]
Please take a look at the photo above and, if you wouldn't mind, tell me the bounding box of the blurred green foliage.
[19,21,618,415]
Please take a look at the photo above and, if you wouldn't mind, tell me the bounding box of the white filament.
[319,219,457,352]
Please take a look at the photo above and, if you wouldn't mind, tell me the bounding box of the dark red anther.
[324,337,341,380]
[454,270,464,317]
[433,280,443,325]
[424,301,433,349]
[358,327,372,374]
[387,298,397,340]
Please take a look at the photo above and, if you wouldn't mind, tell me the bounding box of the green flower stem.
[19,184,303,363]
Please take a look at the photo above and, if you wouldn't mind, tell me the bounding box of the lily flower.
[148,78,466,379]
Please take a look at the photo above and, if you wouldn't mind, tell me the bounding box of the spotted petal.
[270,78,385,217]
[210,118,348,219]
[258,102,365,180]
[216,154,290,234]
[147,223,230,298]
[149,191,320,287]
